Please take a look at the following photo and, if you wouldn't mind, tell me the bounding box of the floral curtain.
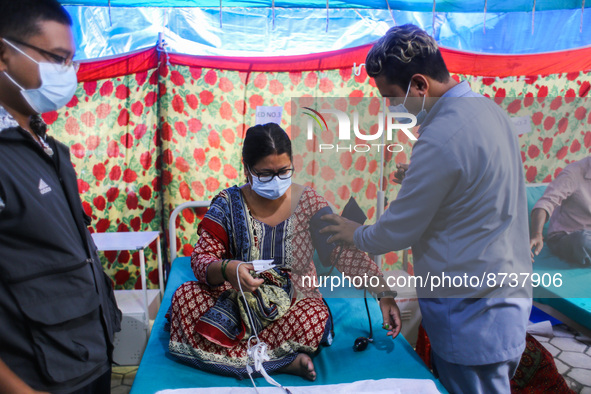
[46,54,591,289]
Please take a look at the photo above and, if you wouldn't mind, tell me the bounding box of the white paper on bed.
[155,378,440,394]
[527,320,553,338]
[251,259,277,274]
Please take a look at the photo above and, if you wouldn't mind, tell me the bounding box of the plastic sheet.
[59,0,590,13]
[65,6,591,61]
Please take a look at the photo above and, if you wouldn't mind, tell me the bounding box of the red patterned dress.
[167,186,381,378]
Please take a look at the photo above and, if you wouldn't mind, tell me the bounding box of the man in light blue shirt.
[322,24,532,393]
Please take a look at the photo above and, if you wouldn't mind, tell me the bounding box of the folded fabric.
[195,268,291,348]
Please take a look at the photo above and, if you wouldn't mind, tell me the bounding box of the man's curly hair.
[366,24,450,88]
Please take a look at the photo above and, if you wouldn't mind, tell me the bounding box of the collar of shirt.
[0,105,19,132]
[441,80,473,98]
[0,104,53,156]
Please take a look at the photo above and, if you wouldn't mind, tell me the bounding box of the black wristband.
[376,290,397,301]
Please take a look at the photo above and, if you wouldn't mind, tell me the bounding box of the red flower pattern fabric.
[46,60,591,288]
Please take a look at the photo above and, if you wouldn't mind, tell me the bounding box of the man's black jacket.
[0,125,121,393]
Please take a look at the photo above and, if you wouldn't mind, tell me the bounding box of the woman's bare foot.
[280,353,316,381]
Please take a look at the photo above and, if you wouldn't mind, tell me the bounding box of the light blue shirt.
[354,81,532,365]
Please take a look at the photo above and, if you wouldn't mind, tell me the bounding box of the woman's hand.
[379,298,402,339]
[226,261,264,293]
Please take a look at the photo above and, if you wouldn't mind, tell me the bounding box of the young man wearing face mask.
[321,24,532,393]
[0,1,121,393]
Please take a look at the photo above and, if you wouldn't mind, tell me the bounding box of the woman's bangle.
[221,259,230,281]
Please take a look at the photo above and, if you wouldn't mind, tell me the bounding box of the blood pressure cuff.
[310,197,367,267]
[341,196,368,225]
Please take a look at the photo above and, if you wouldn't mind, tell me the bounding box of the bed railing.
[168,201,210,263]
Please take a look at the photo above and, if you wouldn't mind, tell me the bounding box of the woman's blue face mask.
[249,167,292,200]
[250,173,291,200]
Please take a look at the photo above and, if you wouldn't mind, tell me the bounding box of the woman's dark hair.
[242,123,292,169]
[0,0,72,40]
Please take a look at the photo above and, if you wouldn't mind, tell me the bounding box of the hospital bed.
[526,184,591,338]
[130,201,447,393]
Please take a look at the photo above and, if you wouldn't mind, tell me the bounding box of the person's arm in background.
[530,167,577,261]
[0,358,48,394]
[529,208,548,261]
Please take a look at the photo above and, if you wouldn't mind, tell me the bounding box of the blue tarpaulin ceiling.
[60,1,591,61]
[60,0,590,12]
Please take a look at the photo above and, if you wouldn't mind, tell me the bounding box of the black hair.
[242,123,292,169]
[0,0,72,40]
[365,24,450,89]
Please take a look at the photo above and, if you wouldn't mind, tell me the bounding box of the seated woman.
[167,123,401,381]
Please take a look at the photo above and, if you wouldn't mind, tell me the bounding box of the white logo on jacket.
[39,179,52,195]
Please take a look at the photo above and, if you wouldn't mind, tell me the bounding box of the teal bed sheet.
[130,257,446,393]
[531,247,591,330]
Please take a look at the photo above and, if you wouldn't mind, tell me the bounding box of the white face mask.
[250,171,292,200]
[388,81,427,125]
[2,39,77,114]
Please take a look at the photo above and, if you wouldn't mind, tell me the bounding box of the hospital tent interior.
[46,0,591,392]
